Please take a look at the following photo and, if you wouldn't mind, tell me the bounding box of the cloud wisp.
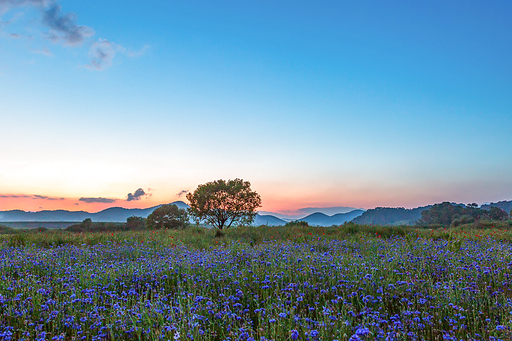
[176,190,189,198]
[1,0,146,70]
[42,3,94,46]
[126,44,149,57]
[79,197,116,204]
[0,0,49,11]
[0,194,31,198]
[0,194,67,202]
[33,46,52,55]
[126,188,147,202]
[32,194,64,200]
[87,39,122,71]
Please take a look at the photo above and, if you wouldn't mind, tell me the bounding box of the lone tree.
[187,178,262,230]
[146,204,189,229]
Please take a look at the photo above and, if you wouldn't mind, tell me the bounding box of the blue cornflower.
[355,327,370,336]
[291,330,299,340]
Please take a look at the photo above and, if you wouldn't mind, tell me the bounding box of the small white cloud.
[87,38,125,71]
[127,44,149,57]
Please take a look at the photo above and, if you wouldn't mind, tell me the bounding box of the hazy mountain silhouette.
[296,206,363,216]
[299,210,365,226]
[254,214,287,226]
[258,206,362,220]
[0,201,189,222]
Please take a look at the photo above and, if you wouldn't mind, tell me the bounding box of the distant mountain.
[350,206,431,226]
[295,206,363,216]
[0,201,342,227]
[254,214,287,226]
[481,201,512,214]
[0,201,189,222]
[258,206,362,220]
[299,210,365,226]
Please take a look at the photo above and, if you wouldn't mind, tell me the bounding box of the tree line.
[417,202,509,227]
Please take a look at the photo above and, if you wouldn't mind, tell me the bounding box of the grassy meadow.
[1,221,512,340]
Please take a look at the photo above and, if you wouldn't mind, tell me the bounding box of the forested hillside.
[351,206,431,225]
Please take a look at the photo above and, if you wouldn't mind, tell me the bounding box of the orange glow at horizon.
[0,180,506,215]
[0,194,168,213]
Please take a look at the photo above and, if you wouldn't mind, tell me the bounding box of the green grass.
[1,220,512,248]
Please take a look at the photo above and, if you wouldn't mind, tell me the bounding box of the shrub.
[284,220,309,228]
[126,216,146,230]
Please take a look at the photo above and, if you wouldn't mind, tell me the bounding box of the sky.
[1,0,512,215]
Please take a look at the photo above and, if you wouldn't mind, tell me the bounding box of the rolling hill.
[0,201,189,222]
[299,210,365,226]
[350,206,431,225]
[253,214,287,226]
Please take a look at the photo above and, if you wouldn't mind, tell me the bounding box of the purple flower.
[355,327,370,336]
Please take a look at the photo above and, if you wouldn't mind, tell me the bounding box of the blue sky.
[1,0,511,213]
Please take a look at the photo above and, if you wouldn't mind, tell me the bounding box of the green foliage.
[2,220,512,249]
[187,178,262,230]
[126,216,146,230]
[284,220,309,228]
[82,218,92,229]
[65,222,126,232]
[146,204,189,230]
[489,206,508,220]
[0,224,16,234]
[351,206,429,225]
[419,202,508,226]
[451,214,474,227]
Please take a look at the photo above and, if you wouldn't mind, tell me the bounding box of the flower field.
[1,233,512,340]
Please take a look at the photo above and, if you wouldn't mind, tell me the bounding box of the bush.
[284,220,309,228]
[451,215,473,227]
[126,216,146,230]
[489,207,508,220]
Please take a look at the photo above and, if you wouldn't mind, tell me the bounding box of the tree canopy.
[126,216,146,230]
[186,178,261,230]
[146,204,189,229]
[418,202,508,226]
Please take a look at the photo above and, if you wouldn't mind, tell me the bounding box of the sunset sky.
[1,1,511,214]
